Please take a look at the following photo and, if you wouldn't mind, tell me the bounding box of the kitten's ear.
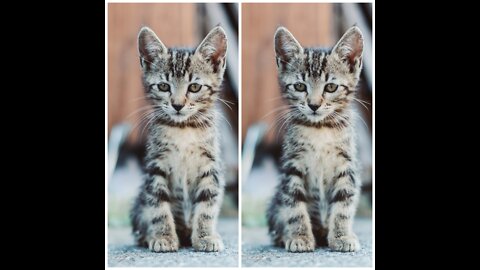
[332,26,364,73]
[195,26,228,73]
[274,27,303,69]
[138,27,167,68]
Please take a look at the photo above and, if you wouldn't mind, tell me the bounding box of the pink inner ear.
[276,38,294,62]
[139,32,164,61]
[346,37,363,67]
[201,33,226,73]
[210,38,227,62]
[275,31,301,65]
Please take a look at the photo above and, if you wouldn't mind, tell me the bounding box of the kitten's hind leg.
[267,196,285,247]
[191,169,224,252]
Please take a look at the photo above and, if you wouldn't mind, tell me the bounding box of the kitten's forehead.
[164,48,195,78]
[302,48,331,78]
[281,48,331,80]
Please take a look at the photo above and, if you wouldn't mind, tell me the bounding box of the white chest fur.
[159,126,217,182]
[292,125,352,224]
[153,126,219,226]
[296,126,343,181]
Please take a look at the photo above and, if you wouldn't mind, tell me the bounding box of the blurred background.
[108,3,239,232]
[241,3,372,227]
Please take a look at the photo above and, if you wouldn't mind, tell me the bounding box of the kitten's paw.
[285,236,315,252]
[328,235,360,252]
[148,236,179,252]
[193,235,224,252]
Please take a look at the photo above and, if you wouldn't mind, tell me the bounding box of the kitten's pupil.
[294,83,306,92]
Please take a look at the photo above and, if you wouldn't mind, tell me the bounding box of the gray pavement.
[242,217,372,267]
[108,218,239,267]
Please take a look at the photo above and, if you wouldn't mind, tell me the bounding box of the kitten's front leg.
[144,168,179,252]
[327,165,361,252]
[278,166,315,252]
[191,168,224,252]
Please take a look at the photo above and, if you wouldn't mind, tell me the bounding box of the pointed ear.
[195,26,228,73]
[138,27,167,68]
[274,27,303,69]
[332,26,364,73]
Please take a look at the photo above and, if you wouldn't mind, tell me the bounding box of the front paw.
[148,235,179,252]
[328,234,360,252]
[285,236,315,252]
[193,235,224,252]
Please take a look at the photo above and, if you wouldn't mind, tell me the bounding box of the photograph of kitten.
[130,25,228,252]
[241,2,372,267]
[107,3,239,267]
[267,25,364,252]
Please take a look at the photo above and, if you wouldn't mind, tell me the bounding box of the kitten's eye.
[188,83,202,93]
[324,83,338,93]
[158,83,170,92]
[294,83,307,92]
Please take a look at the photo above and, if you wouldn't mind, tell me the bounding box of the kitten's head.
[138,26,227,125]
[274,26,363,124]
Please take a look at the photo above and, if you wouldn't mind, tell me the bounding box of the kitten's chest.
[295,126,346,185]
[158,127,217,185]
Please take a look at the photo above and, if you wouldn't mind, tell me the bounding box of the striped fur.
[131,26,228,252]
[267,26,364,252]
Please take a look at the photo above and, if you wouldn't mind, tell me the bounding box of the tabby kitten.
[267,26,364,252]
[130,26,228,252]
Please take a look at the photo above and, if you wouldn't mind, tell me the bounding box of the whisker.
[217,98,235,105]
[138,56,160,69]
[217,98,234,111]
[126,105,160,119]
[277,57,297,69]
[352,97,370,111]
[261,105,296,119]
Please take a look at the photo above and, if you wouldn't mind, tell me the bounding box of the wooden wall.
[241,3,333,143]
[108,3,197,141]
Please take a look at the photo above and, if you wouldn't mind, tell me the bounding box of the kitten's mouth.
[170,112,191,122]
[305,112,327,122]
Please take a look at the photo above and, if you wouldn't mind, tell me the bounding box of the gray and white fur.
[267,26,364,252]
[130,26,228,252]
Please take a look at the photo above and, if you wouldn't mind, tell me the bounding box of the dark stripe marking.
[152,215,167,224]
[147,166,167,179]
[330,189,354,203]
[284,166,304,178]
[288,215,304,224]
[334,169,355,185]
[201,214,213,220]
[146,185,171,202]
[194,189,218,203]
[201,151,215,162]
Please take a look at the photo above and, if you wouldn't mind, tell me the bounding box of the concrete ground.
[108,218,238,267]
[242,217,372,267]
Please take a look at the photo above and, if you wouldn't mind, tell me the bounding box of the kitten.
[130,26,228,252]
[267,26,364,252]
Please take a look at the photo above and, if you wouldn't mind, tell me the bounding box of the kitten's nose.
[172,104,185,112]
[308,104,320,112]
